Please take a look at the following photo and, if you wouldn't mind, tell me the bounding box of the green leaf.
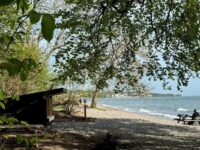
[20,121,29,127]
[0,102,5,110]
[11,94,20,101]
[16,134,24,145]
[23,58,37,69]
[8,58,21,64]
[20,70,28,81]
[0,0,14,6]
[41,14,56,42]
[0,90,5,100]
[16,0,29,13]
[7,64,21,76]
[24,138,30,147]
[28,59,37,68]
[7,66,19,76]
[29,11,41,24]
[6,58,22,76]
[0,62,9,70]
[16,0,21,10]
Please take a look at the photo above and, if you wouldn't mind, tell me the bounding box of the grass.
[53,105,66,112]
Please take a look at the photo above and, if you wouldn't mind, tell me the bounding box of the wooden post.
[45,95,54,122]
[45,96,53,116]
[84,99,87,119]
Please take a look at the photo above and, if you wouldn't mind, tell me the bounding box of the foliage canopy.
[1,0,200,92]
[54,0,200,92]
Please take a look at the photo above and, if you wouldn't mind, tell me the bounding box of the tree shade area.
[1,0,200,149]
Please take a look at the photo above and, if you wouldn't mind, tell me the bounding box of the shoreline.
[86,97,196,121]
[75,105,200,128]
[99,105,177,120]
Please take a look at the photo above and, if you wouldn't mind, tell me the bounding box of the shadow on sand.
[48,117,200,149]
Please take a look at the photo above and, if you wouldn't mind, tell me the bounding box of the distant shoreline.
[98,92,182,98]
[149,93,182,97]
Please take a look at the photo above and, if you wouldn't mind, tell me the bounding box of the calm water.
[90,96,200,119]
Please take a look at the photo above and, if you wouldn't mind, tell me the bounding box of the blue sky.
[182,79,200,96]
[151,78,200,96]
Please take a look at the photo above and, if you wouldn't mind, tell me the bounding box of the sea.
[90,96,200,119]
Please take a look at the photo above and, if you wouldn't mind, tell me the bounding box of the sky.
[151,78,200,96]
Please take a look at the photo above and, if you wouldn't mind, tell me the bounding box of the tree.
[0,0,57,124]
[0,1,55,96]
[0,42,53,96]
[56,39,149,107]
[0,0,56,56]
[2,1,200,106]
[54,0,200,107]
[0,1,149,108]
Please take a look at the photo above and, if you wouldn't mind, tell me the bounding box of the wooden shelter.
[0,88,66,126]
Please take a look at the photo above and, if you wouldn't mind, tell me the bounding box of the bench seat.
[174,118,200,125]
[183,119,200,125]
[183,119,200,123]
[183,119,200,122]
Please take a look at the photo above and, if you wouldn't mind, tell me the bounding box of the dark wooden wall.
[1,96,47,125]
[0,88,66,125]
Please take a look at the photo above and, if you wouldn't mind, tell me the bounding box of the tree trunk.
[91,86,99,108]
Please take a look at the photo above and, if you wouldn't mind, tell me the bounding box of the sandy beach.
[49,106,200,149]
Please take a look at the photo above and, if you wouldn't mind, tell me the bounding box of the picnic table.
[174,114,200,125]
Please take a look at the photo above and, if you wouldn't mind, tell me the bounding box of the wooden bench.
[174,118,200,125]
[183,119,200,125]
[174,114,200,125]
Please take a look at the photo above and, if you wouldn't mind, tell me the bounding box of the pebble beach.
[50,106,200,149]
